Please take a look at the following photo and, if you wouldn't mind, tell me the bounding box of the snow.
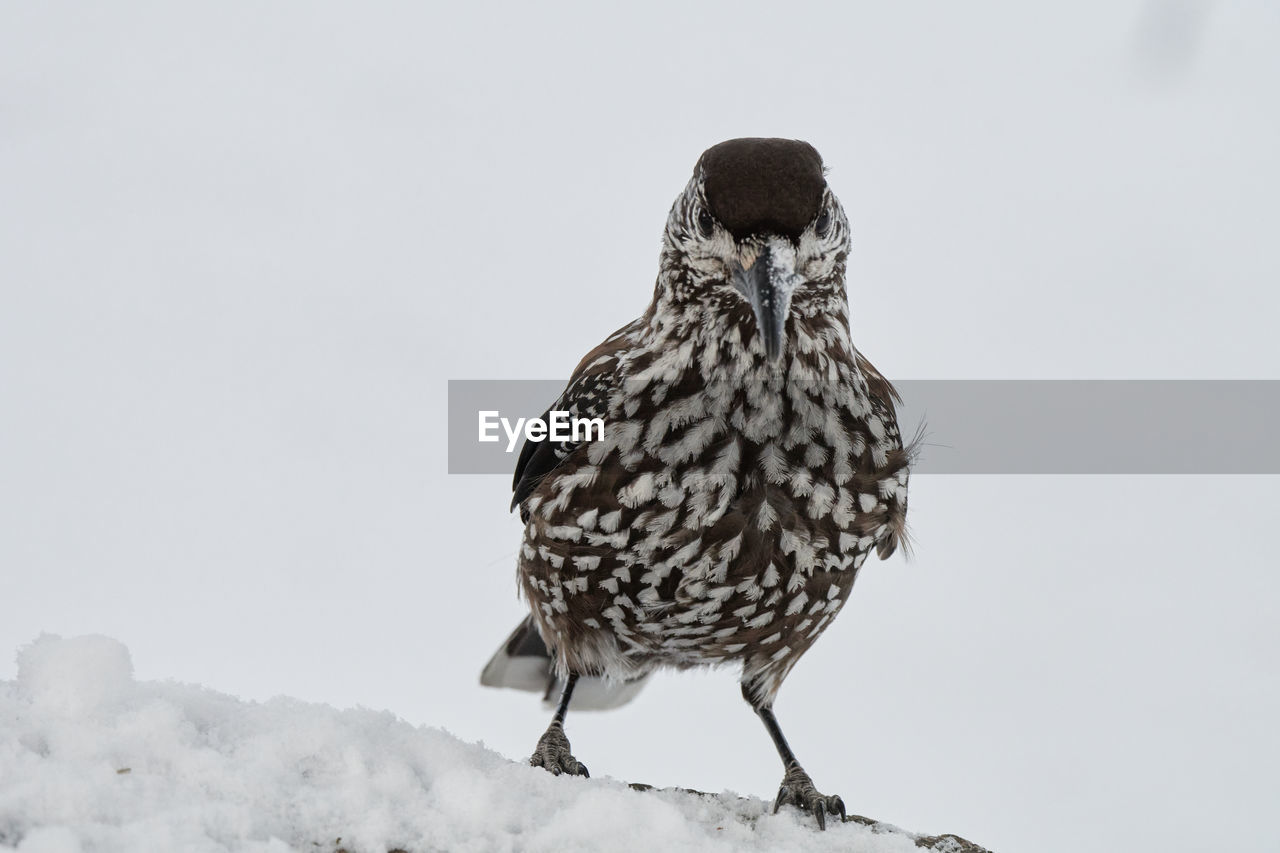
[1,635,953,853]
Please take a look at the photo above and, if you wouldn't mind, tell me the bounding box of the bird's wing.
[855,349,915,560]
[511,320,639,521]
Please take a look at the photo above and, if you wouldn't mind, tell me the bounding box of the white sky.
[2,3,1277,852]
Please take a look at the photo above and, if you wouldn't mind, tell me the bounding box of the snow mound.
[0,635,986,853]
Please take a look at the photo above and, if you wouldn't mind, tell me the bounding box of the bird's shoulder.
[510,319,643,518]
[853,349,902,431]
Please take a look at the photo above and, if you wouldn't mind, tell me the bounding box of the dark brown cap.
[697,138,826,241]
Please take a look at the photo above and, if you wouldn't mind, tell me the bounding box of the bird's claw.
[772,764,845,830]
[529,723,590,778]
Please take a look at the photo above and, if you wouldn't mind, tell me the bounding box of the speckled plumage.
[488,138,913,828]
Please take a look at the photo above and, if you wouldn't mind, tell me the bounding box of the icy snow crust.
[0,635,935,853]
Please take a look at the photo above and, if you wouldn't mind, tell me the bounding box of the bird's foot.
[529,723,589,778]
[773,762,846,831]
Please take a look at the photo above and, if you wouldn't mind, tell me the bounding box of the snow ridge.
[0,635,986,853]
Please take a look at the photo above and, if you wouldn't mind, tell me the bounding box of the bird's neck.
[636,289,858,386]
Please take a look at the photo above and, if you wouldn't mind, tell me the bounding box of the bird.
[480,137,913,830]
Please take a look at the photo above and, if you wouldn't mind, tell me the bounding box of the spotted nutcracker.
[481,138,913,829]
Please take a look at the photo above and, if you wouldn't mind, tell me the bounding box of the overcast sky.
[2,3,1277,852]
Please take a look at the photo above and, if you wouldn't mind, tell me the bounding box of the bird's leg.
[529,672,590,778]
[742,683,845,830]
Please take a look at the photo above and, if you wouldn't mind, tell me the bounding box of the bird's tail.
[479,616,649,711]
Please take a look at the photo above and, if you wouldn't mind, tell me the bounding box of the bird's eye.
[696,207,715,238]
[814,207,832,237]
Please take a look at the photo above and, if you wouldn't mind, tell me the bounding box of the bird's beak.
[731,238,802,362]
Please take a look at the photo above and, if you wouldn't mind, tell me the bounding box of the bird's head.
[655,138,851,363]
